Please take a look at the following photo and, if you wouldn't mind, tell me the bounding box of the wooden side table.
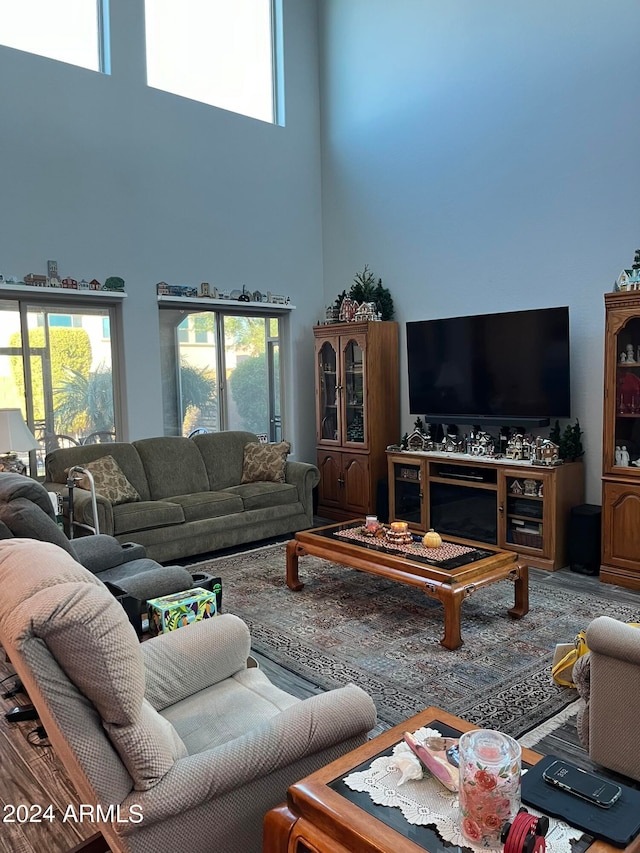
[263,706,640,853]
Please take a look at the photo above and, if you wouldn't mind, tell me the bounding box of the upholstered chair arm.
[116,684,376,833]
[71,535,142,573]
[142,615,252,710]
[285,460,320,520]
[584,616,640,781]
[587,616,640,663]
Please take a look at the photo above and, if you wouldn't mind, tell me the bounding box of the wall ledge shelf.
[0,283,127,299]
[157,295,295,312]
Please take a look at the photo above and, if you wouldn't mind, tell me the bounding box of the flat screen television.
[406,306,571,426]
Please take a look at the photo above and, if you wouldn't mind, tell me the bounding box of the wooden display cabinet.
[601,291,640,588]
[314,321,399,520]
[387,451,584,571]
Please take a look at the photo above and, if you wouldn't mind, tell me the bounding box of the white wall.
[318,0,640,502]
[0,0,324,463]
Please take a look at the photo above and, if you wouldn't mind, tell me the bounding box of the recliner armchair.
[0,471,194,601]
[0,539,377,853]
[573,616,640,782]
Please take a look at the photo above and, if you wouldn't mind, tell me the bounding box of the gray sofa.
[44,431,320,563]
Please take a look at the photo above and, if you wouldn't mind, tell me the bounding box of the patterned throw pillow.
[241,441,291,484]
[68,455,140,506]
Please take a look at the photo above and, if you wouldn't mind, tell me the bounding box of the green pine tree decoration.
[401,432,409,450]
[349,264,395,320]
[350,265,377,303]
[414,416,425,434]
[551,419,584,461]
[334,289,348,313]
[560,419,584,462]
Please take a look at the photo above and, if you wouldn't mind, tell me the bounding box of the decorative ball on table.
[422,529,442,549]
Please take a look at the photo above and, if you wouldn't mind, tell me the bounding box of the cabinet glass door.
[342,337,365,445]
[391,460,423,526]
[504,475,544,551]
[611,316,640,473]
[318,340,338,442]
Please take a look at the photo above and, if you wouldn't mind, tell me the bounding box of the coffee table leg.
[425,583,463,651]
[508,563,529,618]
[286,540,305,591]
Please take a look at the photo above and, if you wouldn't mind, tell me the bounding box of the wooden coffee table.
[263,706,639,853]
[286,521,528,650]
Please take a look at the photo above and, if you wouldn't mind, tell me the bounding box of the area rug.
[191,544,639,738]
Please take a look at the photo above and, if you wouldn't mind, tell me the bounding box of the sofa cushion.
[133,437,210,500]
[0,498,75,556]
[193,430,258,490]
[241,441,291,484]
[113,501,185,536]
[45,443,151,501]
[70,455,141,506]
[166,491,244,522]
[224,482,298,512]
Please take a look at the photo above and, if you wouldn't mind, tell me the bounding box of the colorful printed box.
[147,587,217,635]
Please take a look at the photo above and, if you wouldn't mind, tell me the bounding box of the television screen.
[407,307,570,425]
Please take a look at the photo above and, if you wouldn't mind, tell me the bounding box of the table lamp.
[0,409,39,475]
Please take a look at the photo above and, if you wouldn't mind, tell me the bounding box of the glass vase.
[458,729,521,848]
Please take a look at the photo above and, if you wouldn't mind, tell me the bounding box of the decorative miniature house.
[406,429,432,452]
[509,479,524,495]
[533,437,560,466]
[442,434,464,453]
[615,267,640,292]
[468,430,495,456]
[505,433,534,461]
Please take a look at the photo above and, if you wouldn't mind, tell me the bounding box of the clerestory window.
[0,0,111,73]
[144,0,281,124]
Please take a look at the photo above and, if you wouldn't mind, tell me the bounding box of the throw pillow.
[241,441,291,484]
[68,455,140,506]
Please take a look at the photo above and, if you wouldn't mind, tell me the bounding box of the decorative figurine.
[620,445,630,466]
[615,445,622,465]
[626,344,636,364]
[621,351,627,363]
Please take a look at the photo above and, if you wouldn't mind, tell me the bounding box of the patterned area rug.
[191,544,639,738]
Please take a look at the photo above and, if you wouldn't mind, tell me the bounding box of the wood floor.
[0,559,637,853]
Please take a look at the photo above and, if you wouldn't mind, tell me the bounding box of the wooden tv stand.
[387,451,584,571]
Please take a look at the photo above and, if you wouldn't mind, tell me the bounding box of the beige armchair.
[0,538,377,853]
[573,615,640,781]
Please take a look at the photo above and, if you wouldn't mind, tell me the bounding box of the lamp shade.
[0,409,39,452]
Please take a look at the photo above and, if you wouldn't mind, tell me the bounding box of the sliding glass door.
[0,297,120,476]
[159,308,283,441]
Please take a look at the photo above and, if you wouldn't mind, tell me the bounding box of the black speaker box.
[568,504,601,575]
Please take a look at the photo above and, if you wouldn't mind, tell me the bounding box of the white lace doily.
[343,728,584,852]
